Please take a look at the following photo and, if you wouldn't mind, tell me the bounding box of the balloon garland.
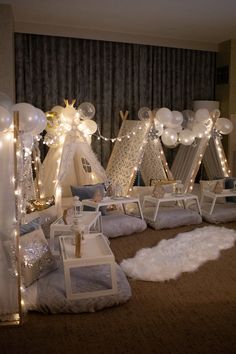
[41,100,233,150]
[137,106,233,147]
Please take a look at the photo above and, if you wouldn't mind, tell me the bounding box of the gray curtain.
[15,33,216,167]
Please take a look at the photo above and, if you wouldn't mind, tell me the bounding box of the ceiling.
[3,0,236,51]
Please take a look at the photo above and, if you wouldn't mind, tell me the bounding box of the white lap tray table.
[82,196,144,219]
[59,233,118,300]
[142,193,201,222]
[200,190,236,215]
[50,211,102,255]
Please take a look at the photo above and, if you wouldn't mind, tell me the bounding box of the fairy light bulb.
[6,132,12,141]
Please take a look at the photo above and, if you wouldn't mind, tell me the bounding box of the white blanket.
[121,226,236,281]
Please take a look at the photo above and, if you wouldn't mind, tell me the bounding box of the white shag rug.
[120,226,236,282]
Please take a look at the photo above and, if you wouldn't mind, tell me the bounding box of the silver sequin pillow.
[20,228,58,287]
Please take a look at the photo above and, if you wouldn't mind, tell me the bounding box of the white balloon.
[161,128,177,146]
[32,108,47,135]
[78,102,95,120]
[210,109,221,120]
[195,108,210,123]
[192,122,207,138]
[80,119,97,134]
[12,103,39,132]
[215,118,233,135]
[182,110,195,129]
[51,105,63,115]
[153,119,164,136]
[164,120,176,128]
[156,107,173,125]
[182,109,195,120]
[0,106,12,131]
[172,111,183,126]
[0,91,13,111]
[138,107,152,121]
[179,129,195,145]
[205,117,213,129]
[22,133,33,149]
[174,124,183,133]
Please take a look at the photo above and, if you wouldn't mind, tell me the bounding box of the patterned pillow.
[20,217,41,235]
[213,180,224,194]
[152,184,165,198]
[151,180,176,194]
[200,180,224,193]
[20,228,58,287]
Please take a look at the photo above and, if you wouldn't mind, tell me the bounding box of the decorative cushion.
[151,180,176,194]
[102,214,147,238]
[71,184,107,215]
[23,205,58,239]
[20,217,41,235]
[20,228,58,287]
[213,180,224,194]
[200,179,221,193]
[143,206,202,230]
[152,184,165,198]
[24,262,132,314]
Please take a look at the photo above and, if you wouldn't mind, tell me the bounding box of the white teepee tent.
[42,130,107,213]
[106,113,173,196]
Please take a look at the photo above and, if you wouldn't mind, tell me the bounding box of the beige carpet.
[1,221,236,354]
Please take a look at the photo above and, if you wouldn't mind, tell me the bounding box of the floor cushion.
[143,206,202,230]
[24,261,131,314]
[201,202,236,223]
[102,214,147,238]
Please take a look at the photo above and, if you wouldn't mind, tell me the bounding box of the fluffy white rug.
[120,226,236,281]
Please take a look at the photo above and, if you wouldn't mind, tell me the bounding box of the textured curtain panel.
[15,33,216,167]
